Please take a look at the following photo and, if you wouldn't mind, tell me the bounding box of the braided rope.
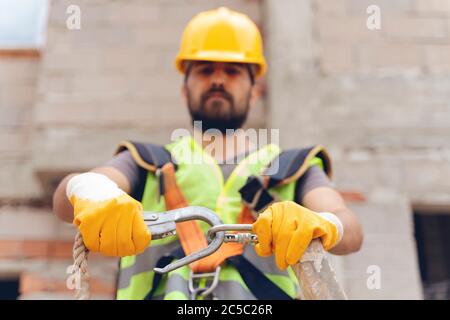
[69,232,346,300]
[71,231,90,300]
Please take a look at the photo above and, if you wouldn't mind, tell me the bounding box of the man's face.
[183,61,258,133]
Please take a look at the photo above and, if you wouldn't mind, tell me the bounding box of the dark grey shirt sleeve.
[295,165,334,204]
[104,150,140,193]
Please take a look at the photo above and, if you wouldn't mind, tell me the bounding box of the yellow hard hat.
[175,7,267,78]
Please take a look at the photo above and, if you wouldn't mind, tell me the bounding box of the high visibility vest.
[116,135,325,300]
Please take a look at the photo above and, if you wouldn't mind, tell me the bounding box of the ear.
[249,82,262,108]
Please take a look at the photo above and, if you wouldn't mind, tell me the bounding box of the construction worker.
[53,7,363,300]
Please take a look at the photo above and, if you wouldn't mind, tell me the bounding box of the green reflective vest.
[116,135,323,300]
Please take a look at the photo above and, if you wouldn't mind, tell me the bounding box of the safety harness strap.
[226,255,292,300]
[161,162,210,272]
[162,162,247,273]
[144,246,185,300]
[239,145,332,213]
[117,140,332,300]
[115,141,174,201]
[116,141,246,273]
[144,246,292,300]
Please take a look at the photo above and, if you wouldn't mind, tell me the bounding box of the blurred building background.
[1,0,449,299]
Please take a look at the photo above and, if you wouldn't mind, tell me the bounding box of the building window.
[0,0,49,49]
[414,210,450,300]
[0,277,20,300]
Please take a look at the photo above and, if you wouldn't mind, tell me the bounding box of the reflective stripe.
[118,243,299,299]
[117,271,154,300]
[164,265,256,300]
[214,279,255,300]
[118,240,180,289]
[117,266,144,290]
[165,272,190,299]
[242,246,292,277]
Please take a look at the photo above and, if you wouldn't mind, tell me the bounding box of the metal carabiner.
[188,266,221,300]
[142,206,225,274]
[207,224,258,244]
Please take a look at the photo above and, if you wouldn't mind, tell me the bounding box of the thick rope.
[71,231,90,300]
[69,233,345,300]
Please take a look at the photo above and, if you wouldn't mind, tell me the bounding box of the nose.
[210,65,227,85]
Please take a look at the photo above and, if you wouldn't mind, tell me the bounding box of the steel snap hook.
[143,206,225,274]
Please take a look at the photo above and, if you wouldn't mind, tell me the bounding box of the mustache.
[200,87,234,104]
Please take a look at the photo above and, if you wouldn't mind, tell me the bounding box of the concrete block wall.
[1,0,263,300]
[3,0,448,300]
[266,0,450,299]
[34,0,265,170]
[0,57,41,200]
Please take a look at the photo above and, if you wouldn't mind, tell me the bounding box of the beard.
[187,85,251,134]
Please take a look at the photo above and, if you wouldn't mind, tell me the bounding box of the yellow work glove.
[66,172,151,257]
[252,201,343,270]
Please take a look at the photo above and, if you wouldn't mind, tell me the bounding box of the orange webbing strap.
[161,163,253,273]
[161,163,207,272]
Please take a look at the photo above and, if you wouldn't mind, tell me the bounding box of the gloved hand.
[252,201,343,270]
[66,172,151,257]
